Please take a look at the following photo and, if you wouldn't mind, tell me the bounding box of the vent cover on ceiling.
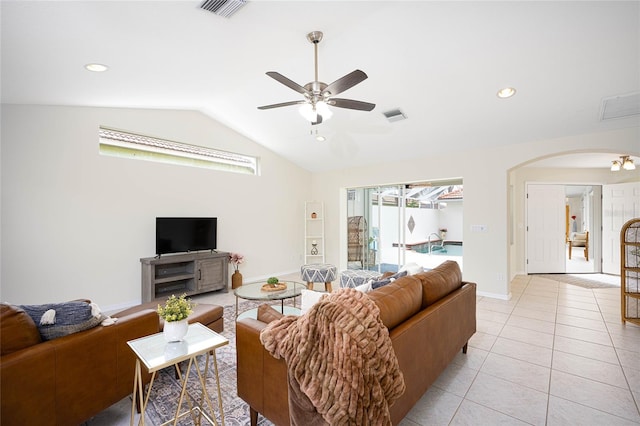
[383,108,407,122]
[200,0,247,18]
[601,92,640,121]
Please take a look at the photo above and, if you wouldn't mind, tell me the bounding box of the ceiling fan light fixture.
[258,31,375,125]
[299,104,317,122]
[316,101,333,119]
[611,160,621,171]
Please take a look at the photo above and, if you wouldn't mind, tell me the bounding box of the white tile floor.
[88,274,640,425]
[400,274,640,426]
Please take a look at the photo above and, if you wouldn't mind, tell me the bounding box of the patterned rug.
[535,273,620,289]
[143,300,289,426]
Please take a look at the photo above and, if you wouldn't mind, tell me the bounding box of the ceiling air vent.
[200,0,247,18]
[383,108,407,123]
[601,92,640,121]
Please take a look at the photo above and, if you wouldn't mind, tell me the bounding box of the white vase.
[163,318,189,342]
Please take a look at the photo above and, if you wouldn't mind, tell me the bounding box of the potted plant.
[267,277,280,287]
[157,294,195,342]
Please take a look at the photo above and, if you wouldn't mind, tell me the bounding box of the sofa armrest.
[1,342,57,425]
[236,318,290,426]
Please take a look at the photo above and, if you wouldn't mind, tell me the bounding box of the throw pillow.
[19,301,107,341]
[257,304,285,323]
[399,262,423,275]
[370,270,408,290]
[354,281,372,293]
[370,277,392,290]
[300,289,327,315]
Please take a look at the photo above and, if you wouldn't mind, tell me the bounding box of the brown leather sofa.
[236,260,476,425]
[0,299,224,425]
[0,303,159,426]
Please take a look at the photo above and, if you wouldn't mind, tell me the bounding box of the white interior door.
[527,184,566,273]
[602,182,640,274]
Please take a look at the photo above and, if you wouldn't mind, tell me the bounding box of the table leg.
[130,360,143,426]
[173,357,195,426]
[212,350,225,426]
[235,295,239,319]
[131,361,156,426]
[193,353,219,426]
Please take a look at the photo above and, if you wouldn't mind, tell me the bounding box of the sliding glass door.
[346,181,464,273]
[347,186,404,272]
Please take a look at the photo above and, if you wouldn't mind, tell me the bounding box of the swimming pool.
[412,243,463,256]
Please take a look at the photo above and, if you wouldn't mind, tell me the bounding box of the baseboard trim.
[477,290,511,301]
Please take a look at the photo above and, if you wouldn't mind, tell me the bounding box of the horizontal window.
[99,127,259,175]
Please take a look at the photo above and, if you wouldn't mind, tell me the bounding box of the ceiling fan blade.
[323,69,368,96]
[257,100,307,110]
[266,71,309,95]
[328,98,376,111]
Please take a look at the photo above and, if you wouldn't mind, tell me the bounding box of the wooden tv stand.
[141,251,229,303]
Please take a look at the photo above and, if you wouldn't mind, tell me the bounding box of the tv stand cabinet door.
[197,257,227,293]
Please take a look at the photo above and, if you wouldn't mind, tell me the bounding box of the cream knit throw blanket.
[260,288,406,425]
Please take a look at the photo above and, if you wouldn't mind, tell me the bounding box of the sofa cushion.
[19,301,105,341]
[367,275,422,330]
[0,304,42,355]
[257,304,285,323]
[415,261,463,308]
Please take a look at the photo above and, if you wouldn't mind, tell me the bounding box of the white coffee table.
[127,322,229,426]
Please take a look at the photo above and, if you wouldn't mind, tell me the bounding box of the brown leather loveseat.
[0,303,159,425]
[1,297,226,425]
[236,260,477,425]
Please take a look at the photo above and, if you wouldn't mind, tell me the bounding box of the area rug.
[143,300,291,426]
[535,273,620,289]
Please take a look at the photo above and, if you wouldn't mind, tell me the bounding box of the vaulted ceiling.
[2,1,639,172]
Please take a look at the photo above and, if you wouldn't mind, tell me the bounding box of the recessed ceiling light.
[497,87,516,99]
[85,63,109,72]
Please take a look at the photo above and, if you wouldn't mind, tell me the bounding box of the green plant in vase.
[157,293,195,322]
[267,277,280,287]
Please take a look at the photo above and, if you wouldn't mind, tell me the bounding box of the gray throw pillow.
[19,301,105,341]
[371,270,408,289]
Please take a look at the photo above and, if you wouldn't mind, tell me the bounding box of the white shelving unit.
[305,201,325,264]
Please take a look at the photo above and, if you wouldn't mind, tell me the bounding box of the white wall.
[1,105,311,310]
[313,127,639,299]
[439,201,463,242]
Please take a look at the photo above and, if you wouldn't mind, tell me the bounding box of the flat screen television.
[156,217,217,256]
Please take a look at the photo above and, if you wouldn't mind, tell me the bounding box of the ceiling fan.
[258,31,375,125]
